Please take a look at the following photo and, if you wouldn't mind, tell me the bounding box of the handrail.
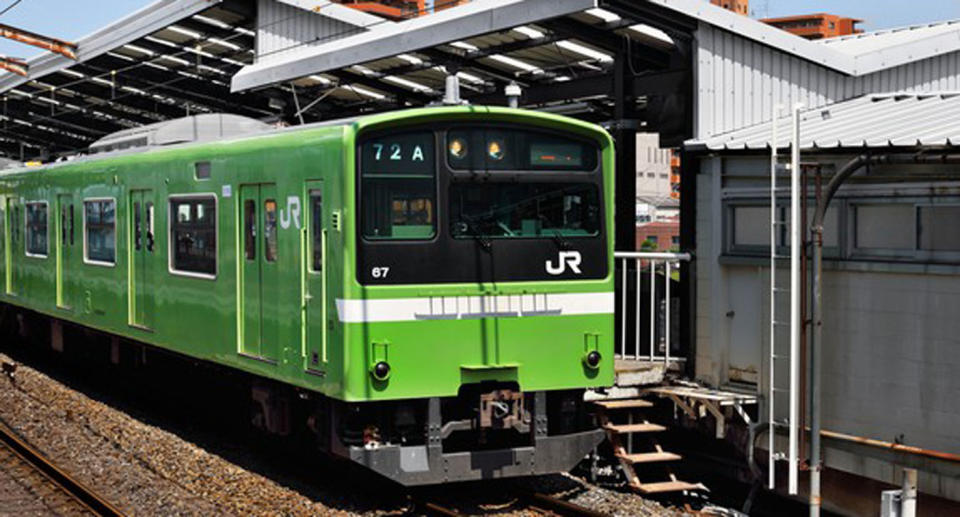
[614,251,692,261]
[614,251,690,364]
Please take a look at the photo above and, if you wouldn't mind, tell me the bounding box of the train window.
[264,199,277,262]
[25,202,48,258]
[244,200,256,261]
[311,192,323,272]
[84,199,116,265]
[195,161,211,180]
[360,131,436,240]
[450,183,600,239]
[169,195,217,278]
[146,202,154,252]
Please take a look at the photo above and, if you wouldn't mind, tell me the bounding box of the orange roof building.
[761,13,864,40]
[710,0,748,16]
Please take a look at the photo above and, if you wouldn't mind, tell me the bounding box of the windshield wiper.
[552,230,572,250]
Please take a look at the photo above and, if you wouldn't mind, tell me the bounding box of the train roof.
[0,105,608,177]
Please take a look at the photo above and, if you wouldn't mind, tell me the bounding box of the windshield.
[450,182,601,238]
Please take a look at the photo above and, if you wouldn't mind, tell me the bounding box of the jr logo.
[546,251,583,275]
[280,196,301,230]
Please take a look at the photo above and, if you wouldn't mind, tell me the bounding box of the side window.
[170,196,217,277]
[244,200,256,261]
[311,191,323,272]
[264,199,277,262]
[25,202,48,258]
[84,199,116,265]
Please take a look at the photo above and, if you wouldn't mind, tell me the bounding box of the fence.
[614,251,692,364]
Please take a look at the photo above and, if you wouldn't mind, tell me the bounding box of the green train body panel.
[0,106,615,403]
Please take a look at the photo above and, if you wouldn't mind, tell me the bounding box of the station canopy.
[0,0,697,160]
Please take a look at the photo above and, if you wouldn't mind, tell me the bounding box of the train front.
[336,107,615,485]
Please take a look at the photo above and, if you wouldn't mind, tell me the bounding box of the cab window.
[360,131,436,240]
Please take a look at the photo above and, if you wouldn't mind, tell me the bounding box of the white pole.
[650,262,656,358]
[635,259,641,361]
[768,104,779,490]
[620,259,626,359]
[665,261,671,365]
[788,103,803,495]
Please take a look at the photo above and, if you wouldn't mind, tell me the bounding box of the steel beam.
[231,0,597,91]
[0,56,27,76]
[0,24,77,59]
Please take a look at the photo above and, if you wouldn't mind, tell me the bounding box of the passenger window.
[170,196,217,277]
[134,201,142,251]
[311,192,323,272]
[264,199,277,262]
[84,199,116,265]
[145,202,154,252]
[25,202,48,257]
[244,200,256,261]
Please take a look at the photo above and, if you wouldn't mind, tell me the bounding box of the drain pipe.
[810,152,960,516]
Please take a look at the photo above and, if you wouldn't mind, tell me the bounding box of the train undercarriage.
[4,305,604,486]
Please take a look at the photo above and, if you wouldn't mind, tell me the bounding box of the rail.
[0,417,125,517]
[614,251,692,364]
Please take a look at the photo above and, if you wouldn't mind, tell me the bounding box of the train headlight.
[449,138,468,160]
[583,350,602,369]
[371,361,391,381]
[487,140,505,161]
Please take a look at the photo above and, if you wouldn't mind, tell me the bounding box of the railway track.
[0,417,125,517]
[414,490,611,517]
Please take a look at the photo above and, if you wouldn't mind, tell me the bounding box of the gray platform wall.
[694,154,960,500]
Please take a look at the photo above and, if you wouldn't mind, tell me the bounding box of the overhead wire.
[0,0,24,18]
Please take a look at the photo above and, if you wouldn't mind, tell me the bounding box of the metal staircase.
[767,104,802,494]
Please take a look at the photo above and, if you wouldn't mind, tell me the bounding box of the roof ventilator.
[89,113,271,154]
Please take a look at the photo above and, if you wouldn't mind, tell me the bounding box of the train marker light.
[372,361,391,381]
[449,138,467,159]
[487,140,505,161]
[584,350,602,369]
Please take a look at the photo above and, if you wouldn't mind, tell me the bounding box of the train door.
[6,198,18,296]
[56,194,75,310]
[129,190,155,329]
[304,181,327,371]
[240,184,278,361]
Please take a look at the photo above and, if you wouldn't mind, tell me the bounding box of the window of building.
[672,235,680,246]
[647,235,658,243]
[918,205,960,251]
[25,202,48,258]
[732,205,771,247]
[170,195,217,277]
[853,203,914,251]
[84,199,116,265]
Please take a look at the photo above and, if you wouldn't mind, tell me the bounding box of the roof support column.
[612,52,636,253]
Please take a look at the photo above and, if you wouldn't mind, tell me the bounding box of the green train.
[0,106,615,484]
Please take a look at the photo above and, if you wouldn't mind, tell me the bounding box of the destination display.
[446,128,598,171]
[360,131,435,175]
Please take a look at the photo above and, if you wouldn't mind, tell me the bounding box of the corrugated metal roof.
[689,93,960,151]
[818,19,960,54]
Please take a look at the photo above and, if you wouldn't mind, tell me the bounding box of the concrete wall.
[694,153,960,500]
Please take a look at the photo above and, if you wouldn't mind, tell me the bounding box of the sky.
[0,0,959,59]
